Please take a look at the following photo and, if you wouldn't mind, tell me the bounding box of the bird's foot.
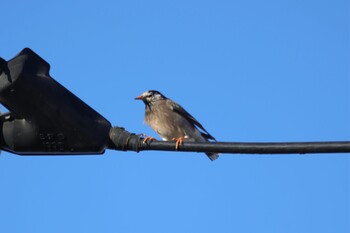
[142,136,156,144]
[172,136,188,150]
[137,133,156,143]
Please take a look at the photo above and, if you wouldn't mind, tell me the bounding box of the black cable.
[109,127,141,152]
[108,127,350,154]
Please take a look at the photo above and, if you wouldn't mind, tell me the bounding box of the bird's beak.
[135,95,143,100]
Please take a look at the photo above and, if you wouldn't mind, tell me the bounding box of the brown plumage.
[135,90,219,161]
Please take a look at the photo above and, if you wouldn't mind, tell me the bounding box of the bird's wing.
[167,99,216,141]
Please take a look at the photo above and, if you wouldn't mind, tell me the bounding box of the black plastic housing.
[0,48,111,155]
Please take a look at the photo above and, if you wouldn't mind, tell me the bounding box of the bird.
[135,90,219,161]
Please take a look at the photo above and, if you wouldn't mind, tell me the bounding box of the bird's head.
[135,90,167,105]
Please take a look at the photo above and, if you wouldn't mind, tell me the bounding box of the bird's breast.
[144,105,187,140]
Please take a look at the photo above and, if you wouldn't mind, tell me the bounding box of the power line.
[108,127,350,154]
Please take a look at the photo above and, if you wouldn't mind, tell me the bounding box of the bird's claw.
[172,137,187,150]
[143,136,156,144]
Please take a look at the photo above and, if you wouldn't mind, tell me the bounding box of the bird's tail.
[206,152,220,161]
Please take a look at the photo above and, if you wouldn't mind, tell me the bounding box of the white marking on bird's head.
[135,90,167,104]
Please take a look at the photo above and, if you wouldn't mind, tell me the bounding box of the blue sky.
[0,0,349,232]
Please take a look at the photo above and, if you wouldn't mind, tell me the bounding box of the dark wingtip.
[206,153,220,161]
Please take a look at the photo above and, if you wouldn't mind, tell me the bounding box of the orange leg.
[172,136,187,150]
[143,136,156,143]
